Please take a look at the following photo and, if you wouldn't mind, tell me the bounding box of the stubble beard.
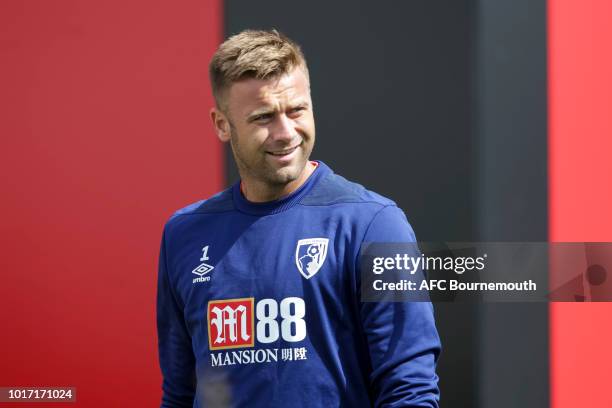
[229,129,310,188]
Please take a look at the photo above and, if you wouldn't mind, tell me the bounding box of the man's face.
[212,67,315,187]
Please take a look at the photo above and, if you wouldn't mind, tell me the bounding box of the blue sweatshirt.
[157,161,441,407]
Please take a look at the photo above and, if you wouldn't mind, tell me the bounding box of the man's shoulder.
[165,187,234,226]
[302,169,396,209]
[303,167,415,240]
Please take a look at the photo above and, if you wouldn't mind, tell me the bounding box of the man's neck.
[240,161,317,203]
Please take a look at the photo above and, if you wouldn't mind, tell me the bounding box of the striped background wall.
[0,1,610,406]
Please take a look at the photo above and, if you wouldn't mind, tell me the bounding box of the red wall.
[0,1,222,405]
[549,0,612,407]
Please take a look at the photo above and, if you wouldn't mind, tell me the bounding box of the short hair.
[209,29,309,109]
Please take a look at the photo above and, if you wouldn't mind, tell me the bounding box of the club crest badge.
[295,238,329,279]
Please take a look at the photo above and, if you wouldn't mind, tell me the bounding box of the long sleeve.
[157,227,196,408]
[359,206,441,407]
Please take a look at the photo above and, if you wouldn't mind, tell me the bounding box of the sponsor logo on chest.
[206,297,308,367]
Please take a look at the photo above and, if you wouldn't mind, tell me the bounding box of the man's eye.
[254,113,272,121]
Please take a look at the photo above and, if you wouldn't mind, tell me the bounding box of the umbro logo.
[193,245,214,284]
[193,263,214,276]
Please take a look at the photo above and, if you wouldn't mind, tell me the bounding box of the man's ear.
[210,107,231,143]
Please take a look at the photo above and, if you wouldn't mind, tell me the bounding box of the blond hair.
[209,29,309,109]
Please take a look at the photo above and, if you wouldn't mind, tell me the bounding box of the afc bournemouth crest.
[295,238,329,279]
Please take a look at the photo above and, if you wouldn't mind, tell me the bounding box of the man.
[157,29,440,408]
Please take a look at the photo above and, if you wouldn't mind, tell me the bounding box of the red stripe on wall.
[549,0,612,407]
[0,1,222,406]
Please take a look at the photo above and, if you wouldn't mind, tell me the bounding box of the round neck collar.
[232,161,329,216]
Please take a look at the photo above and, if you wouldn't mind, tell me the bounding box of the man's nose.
[270,114,296,142]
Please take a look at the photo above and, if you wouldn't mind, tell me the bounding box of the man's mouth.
[267,143,301,156]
